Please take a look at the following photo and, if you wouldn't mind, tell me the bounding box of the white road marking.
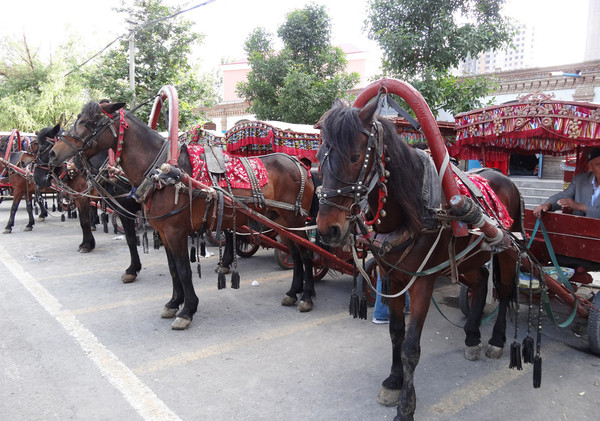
[0,245,182,421]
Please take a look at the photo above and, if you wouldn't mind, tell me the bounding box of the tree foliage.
[366,0,515,115]
[81,0,219,128]
[237,4,359,125]
[0,35,92,131]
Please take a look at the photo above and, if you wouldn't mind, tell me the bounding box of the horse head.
[316,96,424,246]
[48,101,125,167]
[33,124,62,188]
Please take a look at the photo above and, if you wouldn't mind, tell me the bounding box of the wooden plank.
[523,209,600,263]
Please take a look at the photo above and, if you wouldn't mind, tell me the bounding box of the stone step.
[508,176,565,209]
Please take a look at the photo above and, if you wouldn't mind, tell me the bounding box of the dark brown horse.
[48,101,315,330]
[34,124,143,283]
[315,98,523,421]
[0,137,48,233]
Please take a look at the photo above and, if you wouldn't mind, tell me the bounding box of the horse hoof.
[37,217,45,222]
[464,343,483,361]
[161,307,178,319]
[297,300,313,312]
[121,273,137,284]
[91,226,96,231]
[171,317,191,330]
[78,247,92,253]
[376,387,400,407]
[281,295,297,306]
[3,229,11,234]
[485,344,504,359]
[23,227,33,232]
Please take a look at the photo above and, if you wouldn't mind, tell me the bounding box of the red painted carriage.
[452,93,600,353]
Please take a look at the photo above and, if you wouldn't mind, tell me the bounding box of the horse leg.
[297,245,315,312]
[76,198,95,253]
[215,230,233,274]
[120,210,142,283]
[377,277,414,407]
[36,192,48,221]
[161,235,199,330]
[462,267,490,361]
[24,194,35,231]
[394,278,435,421]
[281,240,305,307]
[4,194,21,234]
[485,254,515,359]
[161,245,185,319]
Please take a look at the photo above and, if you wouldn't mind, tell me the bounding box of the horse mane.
[321,103,425,233]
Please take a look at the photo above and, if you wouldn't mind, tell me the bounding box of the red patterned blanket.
[454,173,514,229]
[187,144,269,189]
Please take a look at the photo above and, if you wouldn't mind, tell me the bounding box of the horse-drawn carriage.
[45,81,599,421]
[452,94,600,353]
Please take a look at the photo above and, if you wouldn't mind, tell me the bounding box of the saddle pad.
[454,173,514,229]
[187,144,269,189]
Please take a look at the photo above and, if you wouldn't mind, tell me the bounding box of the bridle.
[58,108,120,156]
[317,119,388,226]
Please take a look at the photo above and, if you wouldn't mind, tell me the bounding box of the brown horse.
[0,138,48,233]
[34,124,142,283]
[315,98,523,421]
[48,101,316,330]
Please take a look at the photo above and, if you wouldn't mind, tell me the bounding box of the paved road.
[0,204,598,420]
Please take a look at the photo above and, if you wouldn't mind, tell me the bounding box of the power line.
[64,0,217,77]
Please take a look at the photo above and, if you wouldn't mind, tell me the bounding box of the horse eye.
[350,154,361,163]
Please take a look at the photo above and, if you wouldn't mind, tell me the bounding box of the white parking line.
[0,245,182,421]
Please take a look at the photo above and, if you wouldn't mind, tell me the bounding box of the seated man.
[533,147,600,219]
[533,147,600,272]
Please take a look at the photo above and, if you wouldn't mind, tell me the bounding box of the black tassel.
[217,270,226,289]
[153,231,160,249]
[67,210,72,219]
[102,213,108,233]
[136,234,140,246]
[61,214,65,222]
[190,246,196,263]
[197,263,201,278]
[509,341,522,370]
[349,291,359,318]
[359,296,368,320]
[142,232,149,254]
[72,210,77,219]
[522,336,535,364]
[533,355,542,388]
[34,205,39,215]
[231,270,240,289]
[200,240,206,257]
[381,275,391,306]
[52,204,56,212]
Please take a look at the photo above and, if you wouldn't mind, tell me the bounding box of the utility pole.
[128,21,136,109]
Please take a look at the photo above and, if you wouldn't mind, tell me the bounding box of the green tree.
[366,0,515,115]
[237,4,359,124]
[82,0,219,128]
[0,35,91,131]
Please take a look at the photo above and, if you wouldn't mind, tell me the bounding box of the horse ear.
[358,93,381,125]
[50,124,61,137]
[101,102,126,116]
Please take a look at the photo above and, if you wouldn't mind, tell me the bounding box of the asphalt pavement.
[0,202,598,421]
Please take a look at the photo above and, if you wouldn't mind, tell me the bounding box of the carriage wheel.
[206,230,226,247]
[459,284,475,317]
[111,213,125,235]
[274,248,294,270]
[236,237,260,258]
[274,248,329,281]
[357,257,380,307]
[587,292,600,355]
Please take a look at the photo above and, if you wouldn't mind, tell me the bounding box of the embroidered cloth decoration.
[187,144,269,189]
[224,121,321,162]
[452,94,600,161]
[454,173,514,229]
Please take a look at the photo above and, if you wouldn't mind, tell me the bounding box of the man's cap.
[588,147,600,162]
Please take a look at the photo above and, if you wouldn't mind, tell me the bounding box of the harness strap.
[238,156,265,208]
